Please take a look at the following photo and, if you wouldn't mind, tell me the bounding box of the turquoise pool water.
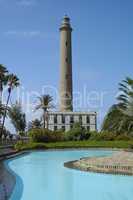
[6,150,133,200]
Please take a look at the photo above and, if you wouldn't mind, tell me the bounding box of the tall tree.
[35,95,53,129]
[0,64,8,103]
[0,65,8,126]
[8,102,26,134]
[1,74,20,136]
[28,119,42,130]
[117,77,133,117]
[102,77,133,134]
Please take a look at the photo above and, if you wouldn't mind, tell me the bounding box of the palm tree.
[0,65,8,126]
[1,74,20,137]
[0,64,8,103]
[117,77,133,117]
[102,77,133,134]
[0,104,7,138]
[28,119,42,130]
[8,102,26,135]
[0,103,5,121]
[35,95,53,129]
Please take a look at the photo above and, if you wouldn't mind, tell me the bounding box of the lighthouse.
[48,16,97,132]
[59,15,73,112]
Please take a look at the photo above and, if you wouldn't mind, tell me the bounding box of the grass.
[15,140,133,151]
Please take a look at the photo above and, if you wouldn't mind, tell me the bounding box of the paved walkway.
[0,148,17,158]
[0,145,18,200]
[0,160,15,200]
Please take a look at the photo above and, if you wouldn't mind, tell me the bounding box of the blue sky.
[0,0,133,131]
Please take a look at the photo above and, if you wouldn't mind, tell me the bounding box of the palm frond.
[102,77,133,134]
[8,74,20,88]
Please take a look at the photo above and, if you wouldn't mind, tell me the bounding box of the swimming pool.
[6,150,133,200]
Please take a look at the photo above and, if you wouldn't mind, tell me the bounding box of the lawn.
[15,140,133,151]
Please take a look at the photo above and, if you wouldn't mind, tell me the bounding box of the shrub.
[49,130,65,142]
[89,131,99,140]
[65,129,81,141]
[89,131,117,141]
[89,131,133,141]
[84,130,91,140]
[15,141,47,151]
[116,134,133,141]
[29,128,65,143]
[29,129,52,142]
[65,123,86,141]
[97,131,117,141]
[15,140,23,150]
[19,131,26,136]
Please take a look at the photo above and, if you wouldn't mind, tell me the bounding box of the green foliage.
[8,102,26,134]
[0,64,20,138]
[15,141,47,151]
[29,128,64,143]
[116,134,132,141]
[51,130,64,142]
[89,131,99,140]
[0,65,9,138]
[0,64,8,85]
[35,94,54,128]
[0,104,7,119]
[102,105,133,134]
[7,73,20,90]
[84,130,91,140]
[89,131,132,141]
[19,131,26,137]
[0,127,11,139]
[64,123,122,142]
[29,129,51,142]
[65,122,87,141]
[15,140,133,151]
[102,77,133,134]
[28,119,42,130]
[95,131,117,141]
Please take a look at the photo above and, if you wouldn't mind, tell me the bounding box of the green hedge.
[27,127,133,144]
[29,128,64,143]
[89,132,133,141]
[15,140,133,151]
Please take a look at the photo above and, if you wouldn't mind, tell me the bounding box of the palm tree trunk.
[0,81,2,104]
[46,111,49,129]
[0,81,3,127]
[0,89,11,138]
[43,110,45,129]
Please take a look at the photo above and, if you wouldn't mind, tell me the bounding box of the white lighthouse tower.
[48,16,97,132]
[59,15,73,112]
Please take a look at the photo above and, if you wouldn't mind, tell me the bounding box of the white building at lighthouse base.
[48,111,97,132]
